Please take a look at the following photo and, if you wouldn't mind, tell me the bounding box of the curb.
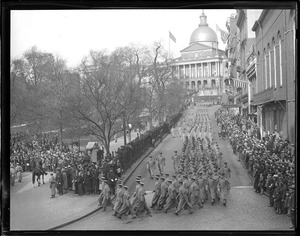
[47,133,169,230]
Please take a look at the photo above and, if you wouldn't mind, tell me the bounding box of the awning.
[86,142,98,149]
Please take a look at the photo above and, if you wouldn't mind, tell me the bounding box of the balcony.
[253,86,274,105]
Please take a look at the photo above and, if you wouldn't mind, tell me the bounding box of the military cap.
[160,176,165,180]
[103,179,108,183]
[118,183,123,187]
[179,180,183,184]
[172,174,177,178]
[135,178,141,182]
[165,173,169,176]
[167,179,172,183]
[140,182,144,185]
[155,175,160,179]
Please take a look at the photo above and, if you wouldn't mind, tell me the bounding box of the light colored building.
[252,9,296,143]
[171,11,227,104]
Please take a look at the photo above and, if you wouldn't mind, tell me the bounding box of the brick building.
[252,9,296,143]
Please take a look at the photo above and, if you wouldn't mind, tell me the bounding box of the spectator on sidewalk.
[49,173,56,198]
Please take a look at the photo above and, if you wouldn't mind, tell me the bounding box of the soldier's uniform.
[49,173,56,198]
[174,181,193,215]
[157,178,169,210]
[218,174,230,206]
[132,182,152,216]
[189,177,202,208]
[207,173,218,205]
[163,180,177,212]
[151,175,162,209]
[198,173,207,204]
[146,156,156,179]
[117,186,135,219]
[113,184,124,216]
[156,153,166,175]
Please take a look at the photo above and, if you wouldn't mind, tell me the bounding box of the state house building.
[171,11,227,103]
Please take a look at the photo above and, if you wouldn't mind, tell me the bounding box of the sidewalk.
[10,130,169,230]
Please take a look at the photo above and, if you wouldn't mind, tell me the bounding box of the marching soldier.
[131,177,142,210]
[174,181,193,215]
[157,177,169,210]
[163,179,177,213]
[150,175,162,209]
[197,172,207,204]
[116,186,135,219]
[132,182,152,217]
[207,172,218,205]
[190,176,202,209]
[113,183,124,216]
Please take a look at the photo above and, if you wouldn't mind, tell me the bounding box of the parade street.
[60,105,291,231]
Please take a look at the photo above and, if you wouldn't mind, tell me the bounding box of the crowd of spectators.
[215,107,295,218]
[10,132,123,196]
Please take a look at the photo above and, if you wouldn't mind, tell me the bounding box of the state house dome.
[190,11,218,44]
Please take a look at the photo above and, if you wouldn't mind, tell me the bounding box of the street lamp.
[128,123,132,142]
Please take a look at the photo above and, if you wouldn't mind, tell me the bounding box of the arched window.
[278,31,283,86]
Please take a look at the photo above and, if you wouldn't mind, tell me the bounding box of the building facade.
[171,11,227,104]
[252,9,296,143]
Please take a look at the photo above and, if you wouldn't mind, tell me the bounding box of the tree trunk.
[60,123,63,150]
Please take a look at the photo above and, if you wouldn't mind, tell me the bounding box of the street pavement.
[61,105,292,231]
[10,105,293,231]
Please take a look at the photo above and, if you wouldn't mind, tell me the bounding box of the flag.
[169,31,176,43]
[216,25,229,44]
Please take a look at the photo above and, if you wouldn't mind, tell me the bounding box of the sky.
[11,9,237,69]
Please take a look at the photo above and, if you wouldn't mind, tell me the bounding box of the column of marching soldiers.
[97,106,231,220]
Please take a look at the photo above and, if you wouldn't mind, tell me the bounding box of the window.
[268,44,271,88]
[273,38,277,88]
[278,31,283,86]
[256,51,260,93]
[264,49,267,89]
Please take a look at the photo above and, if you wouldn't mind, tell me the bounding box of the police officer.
[218,172,230,206]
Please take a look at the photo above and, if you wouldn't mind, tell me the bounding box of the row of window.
[257,30,286,91]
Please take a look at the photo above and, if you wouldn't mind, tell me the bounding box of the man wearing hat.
[163,179,177,213]
[157,176,169,210]
[113,183,124,216]
[117,185,135,219]
[174,181,193,216]
[150,175,162,209]
[218,172,230,206]
[131,177,142,210]
[207,172,218,205]
[49,173,56,198]
[55,167,63,195]
[171,151,180,173]
[132,181,152,217]
[156,152,166,175]
[190,176,202,209]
